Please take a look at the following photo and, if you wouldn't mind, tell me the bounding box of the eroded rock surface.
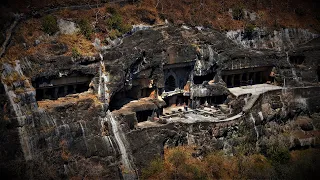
[1,24,320,179]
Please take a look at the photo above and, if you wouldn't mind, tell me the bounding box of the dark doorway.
[165,75,176,91]
[290,55,305,65]
[136,110,154,122]
[234,74,241,87]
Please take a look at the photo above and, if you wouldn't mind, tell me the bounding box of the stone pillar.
[231,75,235,87]
[64,86,68,96]
[239,74,243,86]
[253,72,256,84]
[259,71,263,83]
[73,85,77,94]
[54,87,59,99]
[43,89,48,99]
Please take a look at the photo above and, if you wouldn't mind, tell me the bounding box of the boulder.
[58,19,79,35]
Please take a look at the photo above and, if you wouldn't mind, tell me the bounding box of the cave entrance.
[164,95,177,107]
[226,76,233,88]
[290,55,305,65]
[234,74,241,87]
[176,95,189,106]
[136,110,154,122]
[165,75,176,92]
[140,88,154,98]
[197,95,228,106]
[35,82,91,101]
[241,73,248,86]
[109,90,135,111]
[193,72,216,85]
[109,86,155,111]
[222,66,273,87]
[33,75,93,101]
[164,94,189,107]
[255,72,262,84]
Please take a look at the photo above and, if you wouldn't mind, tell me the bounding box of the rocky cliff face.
[123,87,320,172]
[1,23,320,179]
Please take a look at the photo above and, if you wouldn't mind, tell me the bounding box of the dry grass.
[1,0,319,67]
[0,45,25,65]
[143,145,275,180]
[58,34,96,56]
[0,18,45,65]
[19,18,44,44]
[38,92,100,109]
[134,0,320,32]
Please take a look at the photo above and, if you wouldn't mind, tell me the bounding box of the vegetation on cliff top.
[142,146,320,180]
[1,0,319,66]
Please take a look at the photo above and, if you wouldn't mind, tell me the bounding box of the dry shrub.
[0,45,25,65]
[58,34,96,56]
[142,146,207,180]
[142,145,309,180]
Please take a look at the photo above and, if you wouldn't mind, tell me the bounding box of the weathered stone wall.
[244,87,320,153]
[1,62,121,179]
[126,119,240,174]
[0,81,27,179]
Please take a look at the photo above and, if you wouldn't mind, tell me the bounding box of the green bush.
[267,147,290,164]
[106,14,131,34]
[106,7,132,35]
[108,29,121,40]
[141,157,164,179]
[42,15,59,35]
[107,13,123,30]
[78,19,93,39]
